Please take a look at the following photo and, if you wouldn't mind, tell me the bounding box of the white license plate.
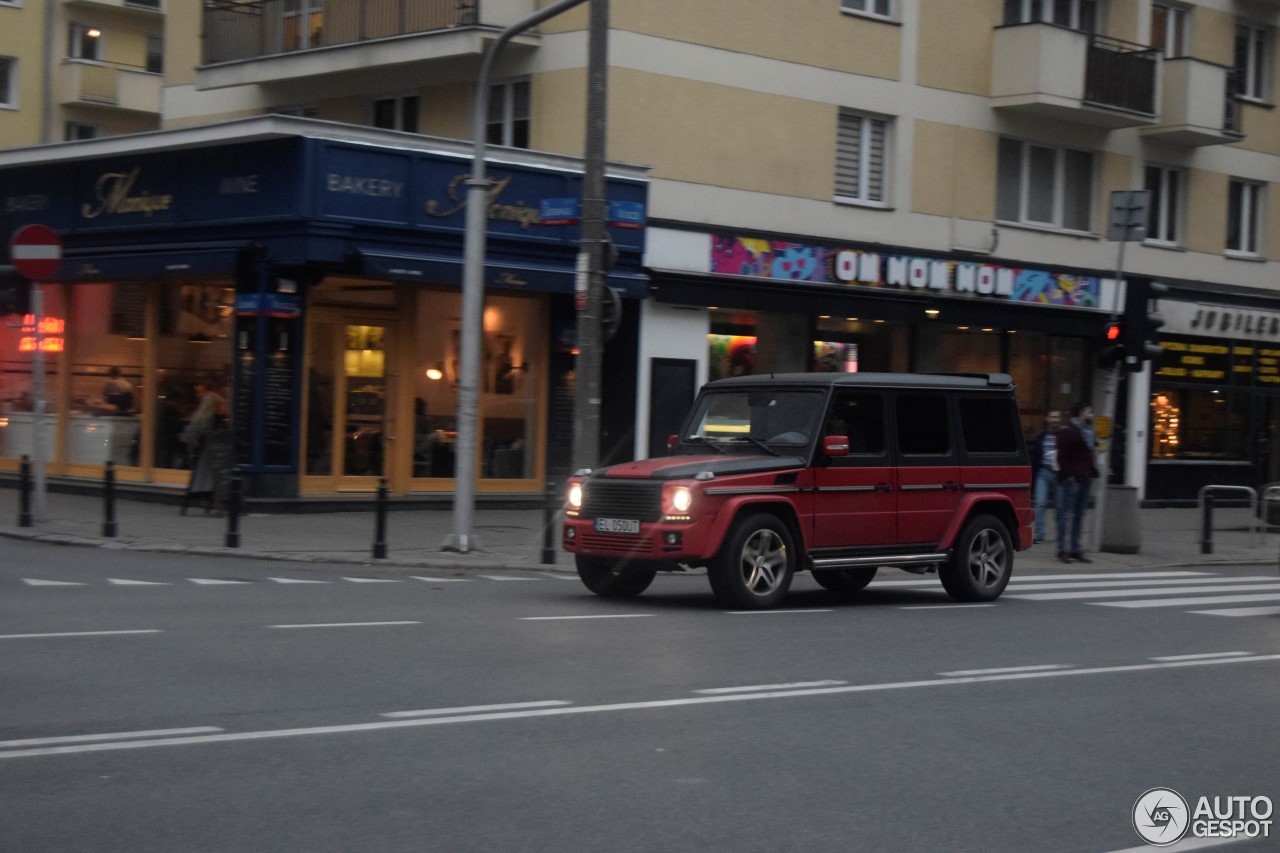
[594,517,640,534]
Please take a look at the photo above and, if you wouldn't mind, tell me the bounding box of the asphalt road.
[2,540,1278,852]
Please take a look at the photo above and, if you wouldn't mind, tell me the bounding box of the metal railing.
[1083,33,1158,115]
[202,0,480,65]
[1198,485,1263,554]
[1224,69,1245,134]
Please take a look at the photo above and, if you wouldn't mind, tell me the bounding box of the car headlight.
[567,482,583,510]
[671,486,692,513]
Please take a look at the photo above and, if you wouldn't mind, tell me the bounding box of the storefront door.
[303,310,401,493]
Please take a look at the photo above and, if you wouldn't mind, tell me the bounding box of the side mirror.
[822,435,849,457]
[667,434,678,450]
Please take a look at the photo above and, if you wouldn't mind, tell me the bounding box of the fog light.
[664,531,682,546]
[565,526,576,540]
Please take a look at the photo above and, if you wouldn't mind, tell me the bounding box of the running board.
[810,552,949,570]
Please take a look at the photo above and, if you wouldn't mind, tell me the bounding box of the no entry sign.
[9,224,63,280]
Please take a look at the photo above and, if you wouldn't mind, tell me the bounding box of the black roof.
[704,372,1015,392]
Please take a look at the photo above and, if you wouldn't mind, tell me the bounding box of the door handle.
[874,483,892,493]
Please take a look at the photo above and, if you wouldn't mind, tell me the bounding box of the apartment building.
[0,0,1277,504]
[0,0,164,146]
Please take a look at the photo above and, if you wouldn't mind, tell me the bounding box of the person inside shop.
[180,379,228,515]
[102,367,134,415]
[1028,408,1062,544]
[1055,401,1099,564]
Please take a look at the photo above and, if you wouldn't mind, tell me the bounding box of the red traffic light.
[1106,322,1122,341]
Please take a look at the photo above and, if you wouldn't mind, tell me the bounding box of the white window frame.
[1151,3,1187,58]
[1006,0,1099,31]
[834,108,891,207]
[1235,22,1271,102]
[68,22,104,62]
[841,0,892,20]
[1143,164,1182,247]
[487,79,530,149]
[996,138,1095,232]
[1226,178,1263,257]
[0,56,16,108]
[371,94,419,132]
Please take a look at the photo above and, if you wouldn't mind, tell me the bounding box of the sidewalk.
[0,485,1276,575]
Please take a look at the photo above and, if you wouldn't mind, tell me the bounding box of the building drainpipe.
[41,0,54,144]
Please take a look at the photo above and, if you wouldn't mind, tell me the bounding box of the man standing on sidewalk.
[1056,402,1098,564]
[1028,409,1062,544]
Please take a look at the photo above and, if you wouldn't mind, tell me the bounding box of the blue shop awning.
[359,249,648,299]
[58,248,241,281]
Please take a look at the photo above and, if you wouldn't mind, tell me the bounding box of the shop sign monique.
[80,167,173,220]
[425,174,542,229]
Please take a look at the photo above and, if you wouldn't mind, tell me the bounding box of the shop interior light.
[924,307,940,319]
[426,363,444,381]
[87,28,102,38]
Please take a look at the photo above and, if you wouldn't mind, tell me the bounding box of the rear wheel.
[940,514,1013,602]
[811,567,877,593]
[707,513,796,609]
[576,556,658,598]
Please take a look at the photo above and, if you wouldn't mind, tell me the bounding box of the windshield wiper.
[740,435,779,456]
[684,435,727,454]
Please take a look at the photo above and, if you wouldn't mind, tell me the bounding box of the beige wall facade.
[0,2,46,147]
[917,0,996,95]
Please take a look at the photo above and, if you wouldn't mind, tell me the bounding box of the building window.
[372,95,419,132]
[1226,178,1262,256]
[0,57,14,107]
[1151,4,1187,58]
[65,121,98,140]
[282,0,324,52]
[487,80,530,149]
[1234,23,1271,101]
[835,109,889,205]
[996,138,1093,231]
[842,0,891,18]
[1144,165,1181,245]
[146,35,163,74]
[68,23,103,61]
[1003,0,1098,32]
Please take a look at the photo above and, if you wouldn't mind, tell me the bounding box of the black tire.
[576,556,658,599]
[940,514,1013,602]
[812,567,877,593]
[707,513,796,609]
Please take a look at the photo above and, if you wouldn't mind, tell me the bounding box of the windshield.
[683,389,825,451]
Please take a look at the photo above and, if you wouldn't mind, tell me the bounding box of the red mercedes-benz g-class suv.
[563,372,1033,609]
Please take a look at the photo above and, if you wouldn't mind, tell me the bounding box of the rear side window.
[959,396,1019,454]
[896,394,950,455]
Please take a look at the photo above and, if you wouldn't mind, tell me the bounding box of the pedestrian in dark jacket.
[1055,402,1098,563]
[1028,409,1062,543]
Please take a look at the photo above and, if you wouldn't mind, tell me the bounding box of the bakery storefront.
[0,117,648,498]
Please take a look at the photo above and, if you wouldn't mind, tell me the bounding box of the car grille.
[578,533,656,554]
[582,479,662,522]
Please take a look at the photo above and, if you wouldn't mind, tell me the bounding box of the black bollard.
[541,477,558,565]
[18,455,32,527]
[372,476,388,559]
[1201,491,1214,555]
[102,461,117,538]
[225,468,242,549]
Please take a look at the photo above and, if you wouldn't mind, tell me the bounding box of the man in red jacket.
[1055,402,1098,563]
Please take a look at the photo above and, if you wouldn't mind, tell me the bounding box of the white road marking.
[939,664,1073,677]
[4,653,1278,760]
[1006,576,1271,592]
[536,572,578,581]
[267,577,329,584]
[1150,651,1254,661]
[267,621,421,629]
[1010,583,1280,601]
[1102,834,1256,852]
[695,680,846,695]
[898,604,997,610]
[1103,592,1280,609]
[107,579,169,586]
[0,727,223,748]
[342,577,403,583]
[21,579,85,587]
[0,629,161,640]
[520,614,652,621]
[381,701,572,718]
[410,576,474,583]
[725,609,834,615]
[870,571,1210,588]
[481,575,538,581]
[188,578,251,585]
[1191,605,1280,617]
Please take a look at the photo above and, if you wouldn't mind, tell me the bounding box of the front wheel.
[939,514,1013,602]
[812,566,877,593]
[576,556,657,599]
[707,513,796,609]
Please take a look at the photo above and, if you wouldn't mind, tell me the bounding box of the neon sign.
[18,314,65,353]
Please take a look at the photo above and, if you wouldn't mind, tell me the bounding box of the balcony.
[59,60,162,115]
[1141,58,1243,146]
[198,0,538,91]
[991,23,1158,128]
[64,0,162,15]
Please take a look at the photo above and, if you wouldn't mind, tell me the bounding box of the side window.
[824,392,886,458]
[959,396,1019,455]
[896,394,950,456]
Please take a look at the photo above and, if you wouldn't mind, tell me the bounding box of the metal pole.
[373,475,388,559]
[446,0,592,553]
[1201,490,1214,555]
[102,460,117,538]
[18,454,31,527]
[1091,239,1127,553]
[541,476,558,565]
[571,0,609,473]
[30,287,47,522]
[225,468,242,548]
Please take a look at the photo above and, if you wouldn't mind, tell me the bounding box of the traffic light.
[0,265,31,316]
[1121,279,1166,371]
[1099,320,1126,368]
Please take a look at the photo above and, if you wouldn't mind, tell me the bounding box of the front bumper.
[563,517,709,562]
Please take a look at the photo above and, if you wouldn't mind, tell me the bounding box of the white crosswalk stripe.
[1008,582,1280,601]
[107,579,169,586]
[22,579,85,586]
